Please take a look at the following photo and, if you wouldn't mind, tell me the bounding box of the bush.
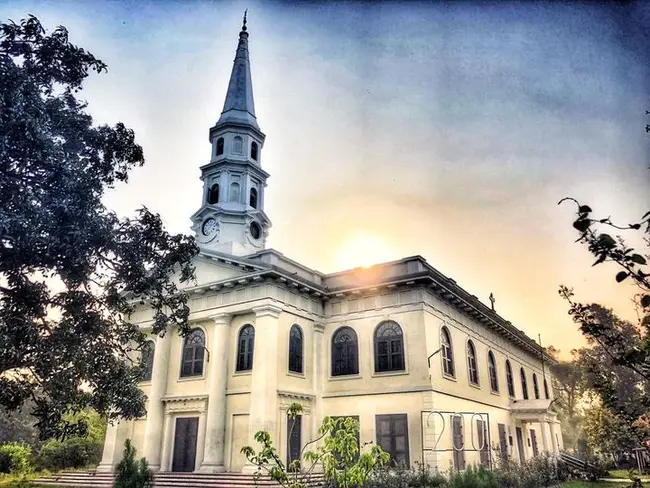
[0,450,11,474]
[34,436,103,471]
[113,439,153,488]
[365,463,447,488]
[0,442,32,475]
[448,465,499,488]
[494,453,569,488]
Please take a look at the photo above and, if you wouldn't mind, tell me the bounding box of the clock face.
[202,218,217,236]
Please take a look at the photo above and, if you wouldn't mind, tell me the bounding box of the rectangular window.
[452,415,465,471]
[375,414,409,467]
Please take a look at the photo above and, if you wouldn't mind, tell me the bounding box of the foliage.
[366,462,447,488]
[550,351,587,452]
[34,436,103,471]
[113,439,153,488]
[448,465,499,488]
[241,403,389,488]
[0,443,31,475]
[0,403,40,448]
[493,453,570,488]
[0,15,199,439]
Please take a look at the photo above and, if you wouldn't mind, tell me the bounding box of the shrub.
[449,465,499,488]
[366,462,447,488]
[0,442,32,475]
[0,450,11,474]
[113,439,153,488]
[34,436,103,470]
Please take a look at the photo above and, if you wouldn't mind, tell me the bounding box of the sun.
[336,231,397,271]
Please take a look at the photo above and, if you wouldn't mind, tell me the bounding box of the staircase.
[32,471,327,488]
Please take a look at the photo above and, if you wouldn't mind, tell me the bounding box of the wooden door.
[172,417,199,472]
[497,424,508,462]
[515,427,525,463]
[287,414,302,471]
[530,429,539,458]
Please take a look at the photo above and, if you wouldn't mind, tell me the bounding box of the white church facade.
[97,17,562,475]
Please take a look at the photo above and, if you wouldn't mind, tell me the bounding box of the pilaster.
[199,314,232,472]
[310,323,325,473]
[96,420,120,473]
[242,304,282,473]
[143,332,172,471]
[159,412,174,472]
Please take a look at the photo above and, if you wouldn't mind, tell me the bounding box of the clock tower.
[191,13,271,256]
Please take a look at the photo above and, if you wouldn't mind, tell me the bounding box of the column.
[195,410,208,470]
[97,420,120,473]
[199,313,231,472]
[311,323,325,473]
[242,304,282,473]
[159,413,174,472]
[548,421,559,454]
[538,417,549,454]
[143,331,173,471]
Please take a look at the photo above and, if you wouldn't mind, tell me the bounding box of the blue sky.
[2,0,648,355]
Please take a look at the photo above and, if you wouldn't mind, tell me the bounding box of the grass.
[561,483,645,487]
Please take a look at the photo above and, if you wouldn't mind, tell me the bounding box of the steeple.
[215,10,260,132]
[191,15,271,257]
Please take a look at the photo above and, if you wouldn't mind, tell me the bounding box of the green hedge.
[0,442,32,475]
[34,436,103,471]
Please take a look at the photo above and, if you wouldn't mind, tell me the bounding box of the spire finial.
[242,9,247,32]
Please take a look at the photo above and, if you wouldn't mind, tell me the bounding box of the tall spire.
[216,11,260,131]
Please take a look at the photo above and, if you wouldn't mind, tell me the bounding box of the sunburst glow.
[336,231,397,271]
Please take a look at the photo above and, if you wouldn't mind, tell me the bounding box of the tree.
[0,16,198,439]
[550,350,587,451]
[241,403,389,488]
[113,439,153,488]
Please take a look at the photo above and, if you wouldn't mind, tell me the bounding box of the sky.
[2,0,648,357]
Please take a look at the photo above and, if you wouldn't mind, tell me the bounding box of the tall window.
[288,325,303,373]
[452,414,465,471]
[140,340,155,381]
[207,183,219,204]
[236,325,255,371]
[180,329,205,378]
[233,136,243,154]
[467,340,479,385]
[488,351,499,393]
[216,137,224,156]
[544,378,550,399]
[374,321,404,373]
[251,141,258,161]
[229,182,240,202]
[520,368,529,400]
[332,327,358,376]
[249,187,258,209]
[376,414,409,467]
[506,360,515,397]
[441,326,455,377]
[533,373,540,399]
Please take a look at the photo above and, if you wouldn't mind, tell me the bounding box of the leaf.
[615,271,628,283]
[641,295,650,309]
[630,254,647,265]
[592,254,607,266]
[573,219,591,233]
[578,205,592,214]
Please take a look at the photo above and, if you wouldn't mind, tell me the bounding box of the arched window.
[288,325,303,374]
[236,325,255,371]
[506,360,515,397]
[374,321,404,372]
[140,340,155,381]
[207,183,219,204]
[216,137,224,156]
[229,182,240,202]
[441,327,455,377]
[249,187,258,209]
[488,351,499,393]
[251,141,258,161]
[520,368,529,400]
[233,136,243,154]
[332,327,358,376]
[180,329,205,377]
[467,340,479,385]
[544,378,550,399]
[533,373,540,399]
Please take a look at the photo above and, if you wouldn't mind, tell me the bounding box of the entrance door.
[172,417,199,472]
[515,427,525,463]
[530,429,539,458]
[497,424,508,462]
[287,414,302,471]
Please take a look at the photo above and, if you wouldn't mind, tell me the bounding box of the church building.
[97,17,562,475]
